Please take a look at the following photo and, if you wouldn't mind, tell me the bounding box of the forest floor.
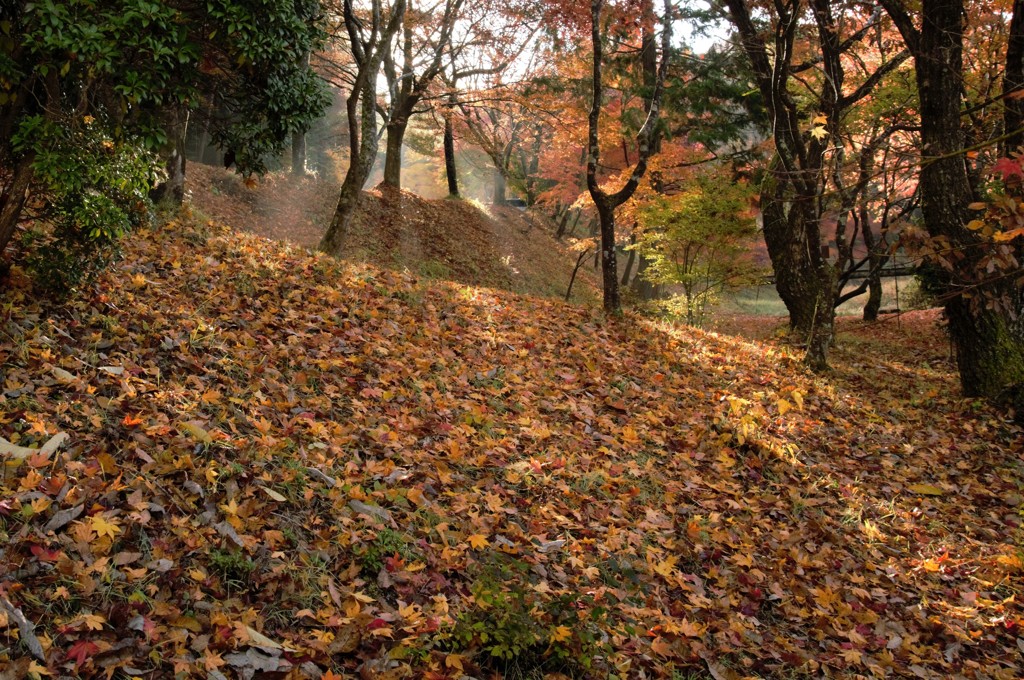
[0,214,1022,680]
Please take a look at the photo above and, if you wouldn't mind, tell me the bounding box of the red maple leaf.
[66,639,100,667]
[991,157,1024,182]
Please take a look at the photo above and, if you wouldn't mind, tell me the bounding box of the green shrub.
[14,115,156,296]
[449,551,609,678]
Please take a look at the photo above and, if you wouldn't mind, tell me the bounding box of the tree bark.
[382,120,406,189]
[620,231,637,286]
[918,0,1024,395]
[881,0,1024,396]
[492,170,507,205]
[595,200,620,313]
[150,106,189,206]
[1004,0,1024,153]
[292,130,307,177]
[444,100,459,197]
[631,254,660,300]
[320,77,382,254]
[319,0,406,255]
[0,155,34,258]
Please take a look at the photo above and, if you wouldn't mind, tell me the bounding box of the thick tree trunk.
[1004,0,1024,154]
[444,107,459,197]
[320,79,380,255]
[150,106,189,207]
[292,130,306,177]
[914,0,1024,396]
[760,163,819,332]
[320,170,365,255]
[492,170,507,205]
[382,120,406,189]
[0,155,33,258]
[761,155,837,369]
[631,255,660,300]
[863,271,883,321]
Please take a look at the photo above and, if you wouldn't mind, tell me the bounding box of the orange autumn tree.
[585,0,672,314]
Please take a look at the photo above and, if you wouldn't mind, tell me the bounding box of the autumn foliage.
[0,218,1021,678]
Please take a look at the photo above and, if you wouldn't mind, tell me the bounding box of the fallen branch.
[0,595,45,660]
[0,432,69,460]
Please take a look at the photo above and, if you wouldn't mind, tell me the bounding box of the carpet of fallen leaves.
[0,217,1022,680]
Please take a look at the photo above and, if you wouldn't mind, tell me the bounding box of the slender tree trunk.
[585,0,670,315]
[382,119,407,189]
[292,130,307,177]
[150,105,189,206]
[595,200,620,313]
[0,154,33,257]
[861,215,885,321]
[444,103,459,197]
[620,230,637,286]
[554,208,571,239]
[566,248,591,301]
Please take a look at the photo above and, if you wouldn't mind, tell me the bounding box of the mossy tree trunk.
[882,0,1024,397]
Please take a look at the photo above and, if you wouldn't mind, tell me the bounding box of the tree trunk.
[620,231,637,286]
[320,79,380,255]
[320,169,365,255]
[1004,0,1024,154]
[492,170,507,205]
[0,154,33,258]
[596,200,620,313]
[631,254,660,300]
[760,161,821,332]
[565,248,591,301]
[292,130,306,177]
[150,106,189,206]
[444,105,459,197]
[382,119,407,189]
[915,0,1024,396]
[863,271,883,321]
[803,265,837,371]
[760,154,838,368]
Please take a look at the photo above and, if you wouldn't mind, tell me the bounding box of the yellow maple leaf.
[83,612,107,631]
[549,625,572,643]
[841,647,863,665]
[28,660,52,676]
[651,555,678,578]
[468,534,490,550]
[90,514,122,540]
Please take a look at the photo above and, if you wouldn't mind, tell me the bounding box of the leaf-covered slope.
[186,163,598,302]
[0,220,1021,679]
